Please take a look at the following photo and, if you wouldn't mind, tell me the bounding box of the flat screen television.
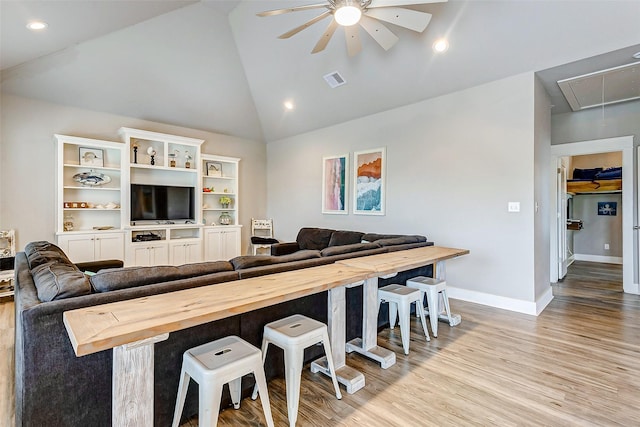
[130,184,194,222]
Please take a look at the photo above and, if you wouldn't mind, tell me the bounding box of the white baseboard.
[448,286,554,316]
[574,254,622,264]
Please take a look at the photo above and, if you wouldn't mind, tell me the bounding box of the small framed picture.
[79,147,104,167]
[598,201,617,216]
[206,161,222,177]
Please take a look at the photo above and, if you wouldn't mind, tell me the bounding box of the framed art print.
[322,154,348,214]
[206,161,223,177]
[79,147,104,167]
[353,147,385,215]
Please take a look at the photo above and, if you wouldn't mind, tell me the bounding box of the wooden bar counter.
[64,263,374,427]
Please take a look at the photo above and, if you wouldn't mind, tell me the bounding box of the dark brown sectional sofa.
[14,228,433,426]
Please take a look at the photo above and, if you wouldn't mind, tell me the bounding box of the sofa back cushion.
[362,233,427,244]
[25,241,92,302]
[25,241,71,269]
[376,236,425,246]
[231,250,321,270]
[90,261,234,293]
[328,230,364,247]
[321,242,380,257]
[296,227,335,250]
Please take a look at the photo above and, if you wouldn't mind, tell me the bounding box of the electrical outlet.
[508,202,520,212]
[604,243,610,250]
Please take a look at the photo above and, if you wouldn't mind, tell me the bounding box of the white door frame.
[550,136,637,294]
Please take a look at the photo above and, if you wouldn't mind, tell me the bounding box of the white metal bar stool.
[378,284,430,355]
[172,335,274,427]
[251,314,342,427]
[406,276,453,338]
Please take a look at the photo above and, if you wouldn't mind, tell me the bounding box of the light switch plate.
[508,202,520,212]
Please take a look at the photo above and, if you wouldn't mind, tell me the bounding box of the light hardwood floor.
[3,261,639,426]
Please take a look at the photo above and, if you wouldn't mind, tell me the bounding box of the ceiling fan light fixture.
[334,2,362,27]
[433,38,449,53]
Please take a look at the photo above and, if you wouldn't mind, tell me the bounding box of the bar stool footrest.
[345,338,396,369]
[311,356,366,394]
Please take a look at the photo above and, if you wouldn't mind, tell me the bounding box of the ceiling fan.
[257,0,448,56]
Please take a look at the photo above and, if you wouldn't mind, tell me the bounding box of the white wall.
[551,100,640,146]
[268,73,542,310]
[0,94,267,252]
[534,76,552,307]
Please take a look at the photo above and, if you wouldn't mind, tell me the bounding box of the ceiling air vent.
[323,71,346,89]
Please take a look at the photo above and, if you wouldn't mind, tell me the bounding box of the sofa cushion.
[328,230,364,247]
[376,236,425,246]
[90,261,234,293]
[231,250,321,270]
[31,261,91,302]
[24,241,71,269]
[320,242,380,257]
[296,227,335,250]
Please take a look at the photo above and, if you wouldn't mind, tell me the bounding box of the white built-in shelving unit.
[54,129,243,266]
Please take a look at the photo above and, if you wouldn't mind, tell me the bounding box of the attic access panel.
[557,61,640,111]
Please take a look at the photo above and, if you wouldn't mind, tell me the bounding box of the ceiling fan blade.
[344,25,362,57]
[257,3,329,17]
[359,15,398,51]
[365,7,432,33]
[369,0,447,8]
[279,11,333,39]
[312,19,339,54]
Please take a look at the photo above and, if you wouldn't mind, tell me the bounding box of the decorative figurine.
[132,143,138,164]
[147,147,156,165]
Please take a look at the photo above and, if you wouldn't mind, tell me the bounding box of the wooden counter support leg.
[345,277,396,369]
[112,333,169,427]
[433,261,461,327]
[311,285,365,394]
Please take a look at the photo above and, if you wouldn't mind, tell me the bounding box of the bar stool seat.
[378,284,430,355]
[406,276,453,337]
[252,314,342,427]
[172,335,274,427]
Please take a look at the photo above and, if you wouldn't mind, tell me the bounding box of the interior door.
[557,159,569,280]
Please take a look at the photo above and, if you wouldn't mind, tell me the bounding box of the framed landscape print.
[322,154,348,214]
[353,147,385,215]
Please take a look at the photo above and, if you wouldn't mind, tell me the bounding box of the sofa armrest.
[270,242,300,256]
[74,259,124,273]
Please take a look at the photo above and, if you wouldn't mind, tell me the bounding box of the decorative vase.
[219,212,232,225]
[221,203,230,209]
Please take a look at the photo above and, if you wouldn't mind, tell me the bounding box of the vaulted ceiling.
[2,1,639,142]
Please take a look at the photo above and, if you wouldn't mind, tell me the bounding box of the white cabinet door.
[131,243,169,266]
[169,241,202,265]
[204,227,240,261]
[221,229,239,260]
[204,229,224,261]
[58,232,125,263]
[95,233,125,261]
[58,234,95,263]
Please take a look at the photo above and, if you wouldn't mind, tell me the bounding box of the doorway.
[550,136,637,294]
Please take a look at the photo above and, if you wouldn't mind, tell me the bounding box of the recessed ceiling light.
[284,100,295,110]
[26,21,48,31]
[433,38,449,53]
[633,51,640,59]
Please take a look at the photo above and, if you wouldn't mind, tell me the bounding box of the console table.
[64,263,373,427]
[336,246,469,368]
